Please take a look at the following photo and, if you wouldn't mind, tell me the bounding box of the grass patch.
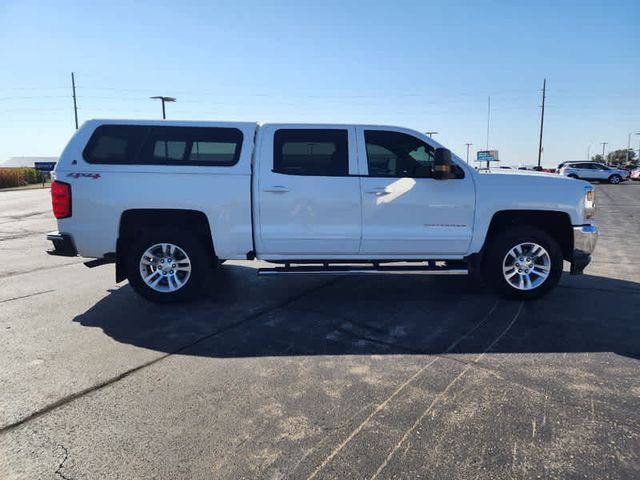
[0,167,47,189]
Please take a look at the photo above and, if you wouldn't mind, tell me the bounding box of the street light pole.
[425,131,438,138]
[150,96,176,119]
[465,143,472,164]
[587,145,591,161]
[601,142,608,164]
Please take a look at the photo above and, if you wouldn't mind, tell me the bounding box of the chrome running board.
[257,263,468,276]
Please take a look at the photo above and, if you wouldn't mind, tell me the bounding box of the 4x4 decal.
[67,172,101,179]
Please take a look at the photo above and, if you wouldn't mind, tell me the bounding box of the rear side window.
[83,125,243,166]
[83,125,148,164]
[273,129,348,176]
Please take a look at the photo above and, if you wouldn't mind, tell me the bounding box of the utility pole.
[71,72,78,130]
[465,143,472,164]
[537,78,546,169]
[486,96,490,150]
[587,145,591,161]
[601,142,608,164]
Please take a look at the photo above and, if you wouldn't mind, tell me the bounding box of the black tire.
[484,226,563,300]
[126,228,210,303]
[608,174,622,185]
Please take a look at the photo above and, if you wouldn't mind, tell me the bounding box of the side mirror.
[433,148,453,180]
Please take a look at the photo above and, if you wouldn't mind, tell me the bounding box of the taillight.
[51,181,72,219]
[585,187,595,219]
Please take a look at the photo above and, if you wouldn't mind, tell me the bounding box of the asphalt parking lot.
[1,182,639,479]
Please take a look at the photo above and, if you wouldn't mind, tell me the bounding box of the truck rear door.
[253,125,361,257]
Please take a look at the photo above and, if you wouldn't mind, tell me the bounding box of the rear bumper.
[46,231,78,257]
[570,224,597,275]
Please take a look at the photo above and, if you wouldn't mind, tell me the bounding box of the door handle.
[264,185,291,193]
[366,188,390,196]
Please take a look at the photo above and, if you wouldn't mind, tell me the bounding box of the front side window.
[364,130,435,178]
[84,125,243,166]
[273,129,349,176]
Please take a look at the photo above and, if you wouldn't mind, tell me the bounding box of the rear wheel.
[484,226,563,299]
[608,174,622,184]
[126,229,210,303]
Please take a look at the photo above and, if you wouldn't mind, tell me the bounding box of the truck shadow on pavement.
[72,264,640,360]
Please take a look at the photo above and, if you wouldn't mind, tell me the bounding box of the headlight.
[585,187,595,219]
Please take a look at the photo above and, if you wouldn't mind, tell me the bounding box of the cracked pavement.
[0,184,639,479]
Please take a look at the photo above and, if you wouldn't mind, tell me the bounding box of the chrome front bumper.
[571,224,597,275]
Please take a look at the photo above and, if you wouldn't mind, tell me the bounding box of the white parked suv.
[47,120,597,302]
[558,161,630,184]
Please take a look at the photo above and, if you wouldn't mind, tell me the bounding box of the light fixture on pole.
[425,131,438,138]
[150,96,176,119]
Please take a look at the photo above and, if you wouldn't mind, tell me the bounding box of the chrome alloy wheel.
[139,243,192,293]
[502,242,551,291]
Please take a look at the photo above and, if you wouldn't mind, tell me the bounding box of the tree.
[591,150,637,166]
[607,149,637,166]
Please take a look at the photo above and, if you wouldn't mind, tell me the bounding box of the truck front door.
[356,127,475,256]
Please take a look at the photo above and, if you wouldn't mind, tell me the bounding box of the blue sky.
[1,0,638,167]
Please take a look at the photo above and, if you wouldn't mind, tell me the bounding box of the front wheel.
[484,226,563,299]
[608,174,622,184]
[126,229,210,303]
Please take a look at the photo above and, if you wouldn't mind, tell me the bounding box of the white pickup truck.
[47,120,597,302]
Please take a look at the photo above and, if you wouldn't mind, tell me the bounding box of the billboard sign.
[476,150,499,162]
[34,162,56,172]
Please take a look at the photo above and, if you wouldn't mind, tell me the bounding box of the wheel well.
[485,210,573,260]
[116,209,216,282]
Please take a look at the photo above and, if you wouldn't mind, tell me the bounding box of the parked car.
[557,161,630,184]
[47,119,597,302]
[630,166,640,181]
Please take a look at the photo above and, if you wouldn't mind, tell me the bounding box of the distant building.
[1,156,58,168]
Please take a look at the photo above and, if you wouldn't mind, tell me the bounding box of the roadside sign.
[34,161,56,172]
[476,150,499,162]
